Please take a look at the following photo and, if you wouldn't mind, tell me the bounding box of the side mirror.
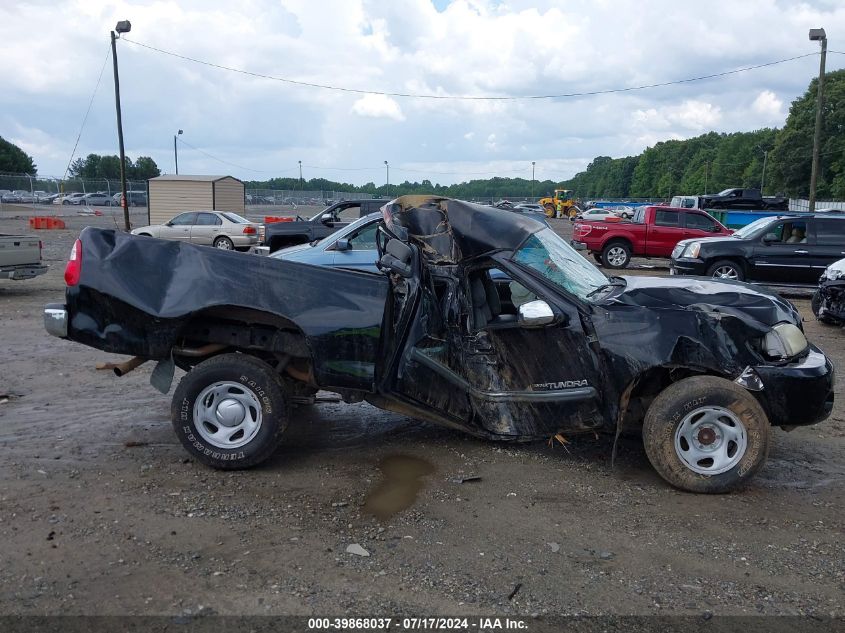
[518,300,555,327]
[711,225,722,232]
[762,232,779,244]
[165,221,173,226]
[321,213,333,224]
[378,238,413,277]
[335,238,350,251]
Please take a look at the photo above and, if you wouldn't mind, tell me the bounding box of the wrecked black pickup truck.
[44,196,834,493]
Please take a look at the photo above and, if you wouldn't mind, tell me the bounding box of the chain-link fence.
[0,172,149,206]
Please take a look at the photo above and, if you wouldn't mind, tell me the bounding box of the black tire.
[812,289,841,325]
[643,376,770,493]
[171,353,289,469]
[601,240,631,269]
[543,203,555,218]
[213,236,235,250]
[593,253,603,264]
[706,259,744,281]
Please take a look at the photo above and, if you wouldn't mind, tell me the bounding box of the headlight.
[763,322,808,360]
[687,242,701,258]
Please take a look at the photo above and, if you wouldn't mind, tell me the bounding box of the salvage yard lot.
[0,213,843,617]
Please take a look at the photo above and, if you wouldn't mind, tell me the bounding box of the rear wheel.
[643,376,769,493]
[543,203,555,218]
[213,236,235,250]
[171,353,289,469]
[707,259,744,281]
[601,241,631,269]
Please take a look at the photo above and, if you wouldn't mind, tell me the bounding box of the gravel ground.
[0,210,843,618]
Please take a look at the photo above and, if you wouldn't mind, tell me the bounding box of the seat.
[471,272,516,330]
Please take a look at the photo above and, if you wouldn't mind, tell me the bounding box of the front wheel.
[543,203,555,218]
[601,241,631,269]
[171,353,289,469]
[213,236,235,250]
[643,376,770,493]
[707,259,744,281]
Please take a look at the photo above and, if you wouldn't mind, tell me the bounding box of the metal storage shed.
[147,175,245,225]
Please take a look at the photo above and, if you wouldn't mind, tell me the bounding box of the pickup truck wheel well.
[174,306,315,385]
[618,366,725,432]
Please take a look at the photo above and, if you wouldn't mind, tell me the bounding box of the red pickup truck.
[572,205,731,269]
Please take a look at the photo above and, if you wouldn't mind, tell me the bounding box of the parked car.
[44,197,833,493]
[670,213,845,284]
[264,199,388,252]
[572,205,731,269]
[131,210,261,251]
[698,188,788,211]
[812,257,845,325]
[1,190,23,203]
[33,191,54,203]
[80,192,112,206]
[575,208,625,222]
[0,233,48,280]
[112,191,147,207]
[0,190,11,201]
[59,193,86,205]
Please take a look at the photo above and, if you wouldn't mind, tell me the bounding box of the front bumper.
[570,240,587,251]
[44,303,68,338]
[670,257,707,276]
[750,346,834,427]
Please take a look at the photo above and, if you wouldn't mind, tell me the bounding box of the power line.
[63,44,112,180]
[121,38,820,101]
[176,137,296,174]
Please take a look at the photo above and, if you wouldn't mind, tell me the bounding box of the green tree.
[0,136,37,173]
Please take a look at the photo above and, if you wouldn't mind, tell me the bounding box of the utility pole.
[809,28,827,213]
[760,150,768,194]
[174,129,182,174]
[531,161,535,198]
[384,161,389,198]
[110,20,132,231]
[704,161,708,195]
[298,160,303,190]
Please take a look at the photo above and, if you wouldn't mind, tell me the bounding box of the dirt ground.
[0,211,843,619]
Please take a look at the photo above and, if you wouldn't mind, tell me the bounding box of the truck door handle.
[793,250,808,254]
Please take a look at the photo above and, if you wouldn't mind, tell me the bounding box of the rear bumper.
[44,303,68,338]
[1,264,48,280]
[750,347,834,427]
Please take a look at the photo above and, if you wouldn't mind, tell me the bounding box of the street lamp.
[808,27,827,213]
[110,19,132,231]
[174,129,182,175]
[384,160,389,198]
[298,160,303,190]
[531,161,536,199]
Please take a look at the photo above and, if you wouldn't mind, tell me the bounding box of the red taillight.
[64,239,82,286]
[242,226,257,235]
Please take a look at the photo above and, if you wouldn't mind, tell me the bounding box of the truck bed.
[0,234,47,280]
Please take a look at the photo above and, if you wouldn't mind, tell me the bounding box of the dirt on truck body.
[44,196,833,493]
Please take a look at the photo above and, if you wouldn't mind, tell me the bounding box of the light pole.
[110,19,132,231]
[760,149,768,194]
[298,160,303,190]
[809,27,827,213]
[174,129,182,174]
[531,161,536,199]
[384,160,389,198]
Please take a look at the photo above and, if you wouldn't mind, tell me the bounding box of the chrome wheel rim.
[712,266,738,280]
[674,406,747,475]
[607,246,627,267]
[215,238,233,250]
[193,381,263,449]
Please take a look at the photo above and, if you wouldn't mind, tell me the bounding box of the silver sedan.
[131,211,261,251]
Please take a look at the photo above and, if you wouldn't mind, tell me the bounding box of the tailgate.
[0,235,41,268]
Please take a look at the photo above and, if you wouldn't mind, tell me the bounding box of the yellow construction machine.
[538,189,577,218]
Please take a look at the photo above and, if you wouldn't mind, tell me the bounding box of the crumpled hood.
[607,275,800,329]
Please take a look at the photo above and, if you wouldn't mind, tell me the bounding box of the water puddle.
[363,454,435,520]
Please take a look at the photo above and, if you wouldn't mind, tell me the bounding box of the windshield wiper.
[586,277,627,298]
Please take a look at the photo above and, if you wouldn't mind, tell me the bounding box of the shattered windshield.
[512,228,608,301]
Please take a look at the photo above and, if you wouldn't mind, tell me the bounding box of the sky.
[1,0,844,186]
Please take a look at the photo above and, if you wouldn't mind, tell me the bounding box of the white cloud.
[752,90,785,122]
[351,94,405,121]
